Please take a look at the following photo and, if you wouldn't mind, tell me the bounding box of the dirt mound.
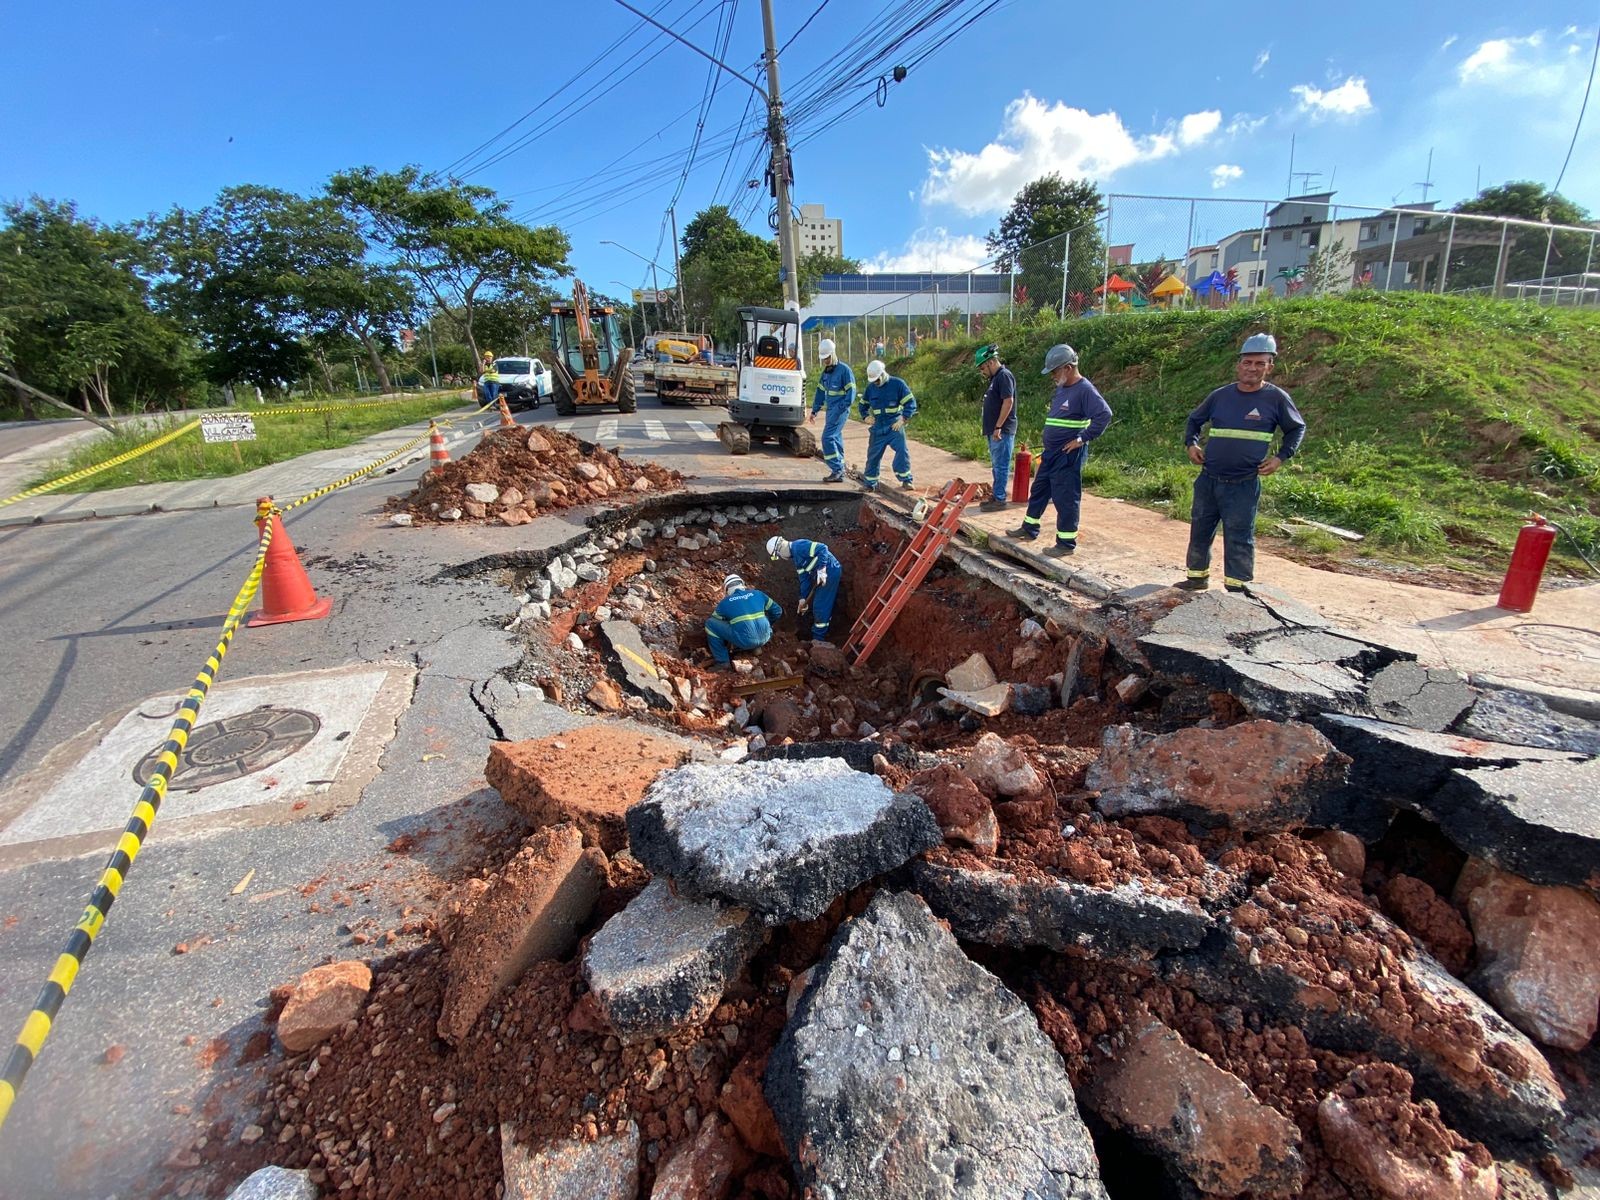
[399,427,682,523]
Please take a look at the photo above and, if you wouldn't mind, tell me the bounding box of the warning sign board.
[201,414,257,443]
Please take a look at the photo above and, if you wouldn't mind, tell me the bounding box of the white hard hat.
[866,359,887,382]
[722,573,744,593]
[817,338,836,360]
[766,535,789,560]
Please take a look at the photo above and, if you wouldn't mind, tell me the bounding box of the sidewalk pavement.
[836,419,1600,696]
[0,402,487,528]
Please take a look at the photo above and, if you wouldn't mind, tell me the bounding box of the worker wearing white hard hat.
[768,533,843,641]
[1177,332,1306,593]
[807,336,855,483]
[704,572,783,671]
[856,359,918,492]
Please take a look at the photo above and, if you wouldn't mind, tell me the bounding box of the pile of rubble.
[398,427,681,525]
[199,499,1600,1199]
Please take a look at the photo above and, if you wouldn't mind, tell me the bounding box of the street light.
[601,239,675,330]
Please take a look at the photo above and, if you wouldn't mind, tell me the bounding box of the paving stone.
[486,725,687,853]
[626,759,940,923]
[1365,661,1475,732]
[223,1166,318,1199]
[1087,720,1349,831]
[599,619,674,709]
[582,880,765,1044]
[1458,688,1600,756]
[500,1120,639,1200]
[1457,861,1600,1051]
[1089,1019,1303,1196]
[913,859,1226,961]
[767,891,1108,1199]
[438,825,606,1044]
[936,681,1013,717]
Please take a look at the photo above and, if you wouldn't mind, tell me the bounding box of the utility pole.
[761,0,800,311]
[668,206,687,327]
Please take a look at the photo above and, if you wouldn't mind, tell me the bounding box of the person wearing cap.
[807,337,855,483]
[705,572,783,671]
[478,351,500,407]
[1178,332,1305,593]
[976,343,1017,511]
[1009,344,1112,557]
[856,359,917,491]
[766,535,842,642]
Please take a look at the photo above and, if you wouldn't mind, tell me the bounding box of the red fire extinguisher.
[1011,443,1033,503]
[1497,514,1557,613]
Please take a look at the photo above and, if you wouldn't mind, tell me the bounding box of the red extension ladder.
[842,478,981,667]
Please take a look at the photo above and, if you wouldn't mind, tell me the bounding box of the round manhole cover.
[134,706,322,791]
[1510,624,1600,663]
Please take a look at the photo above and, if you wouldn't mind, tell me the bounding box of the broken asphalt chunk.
[626,758,940,923]
[598,619,674,709]
[582,879,766,1045]
[767,890,1108,1199]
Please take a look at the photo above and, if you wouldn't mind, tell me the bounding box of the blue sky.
[2,1,1596,291]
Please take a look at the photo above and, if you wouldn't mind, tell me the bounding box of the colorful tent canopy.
[1093,275,1137,294]
[1150,274,1189,298]
[1192,270,1238,296]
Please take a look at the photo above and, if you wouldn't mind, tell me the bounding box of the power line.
[1553,17,1600,195]
[778,0,832,56]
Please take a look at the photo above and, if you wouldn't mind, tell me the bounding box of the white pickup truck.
[482,356,551,410]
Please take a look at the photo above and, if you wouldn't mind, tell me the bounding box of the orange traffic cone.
[248,498,334,627]
[427,421,451,472]
[496,395,517,430]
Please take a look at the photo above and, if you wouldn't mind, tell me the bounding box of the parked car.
[482,356,551,410]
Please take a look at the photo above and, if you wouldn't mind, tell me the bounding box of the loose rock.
[223,1166,318,1200]
[500,1119,639,1200]
[276,960,371,1053]
[962,731,1042,799]
[906,764,998,854]
[648,1113,752,1200]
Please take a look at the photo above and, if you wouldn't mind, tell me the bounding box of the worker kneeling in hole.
[767,535,841,642]
[705,573,783,673]
[857,359,917,491]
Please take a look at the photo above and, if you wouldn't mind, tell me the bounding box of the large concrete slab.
[0,665,399,856]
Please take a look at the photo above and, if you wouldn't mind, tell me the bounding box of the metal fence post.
[1101,204,1112,316]
[1584,232,1597,307]
[1008,260,1015,321]
[1438,214,1457,294]
[1493,221,1510,298]
[967,271,973,337]
[1255,203,1270,304]
[1059,230,1071,319]
[1538,226,1556,304]
[1385,208,1402,291]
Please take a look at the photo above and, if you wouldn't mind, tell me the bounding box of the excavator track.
[717,422,752,455]
[782,426,818,458]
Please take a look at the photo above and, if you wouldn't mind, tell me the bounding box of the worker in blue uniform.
[1178,332,1306,593]
[704,573,783,671]
[767,535,842,641]
[1009,344,1113,557]
[857,359,917,491]
[807,338,855,483]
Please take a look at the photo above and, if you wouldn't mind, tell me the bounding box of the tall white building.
[789,203,843,257]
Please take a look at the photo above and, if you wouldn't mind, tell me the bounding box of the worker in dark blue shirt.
[976,343,1017,511]
[1178,332,1307,593]
[1009,344,1112,557]
[767,535,842,641]
[807,338,855,483]
[857,359,917,490]
[705,573,783,671]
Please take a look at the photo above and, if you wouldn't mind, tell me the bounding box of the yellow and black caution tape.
[0,518,274,1128]
[0,419,202,509]
[0,391,510,1132]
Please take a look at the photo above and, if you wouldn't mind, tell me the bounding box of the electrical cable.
[778,0,832,56]
[1552,15,1600,194]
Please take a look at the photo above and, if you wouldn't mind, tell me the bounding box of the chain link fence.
[803,192,1600,361]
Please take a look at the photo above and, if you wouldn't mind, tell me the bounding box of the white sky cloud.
[1226,113,1268,137]
[1456,30,1592,94]
[861,228,992,273]
[1440,34,1458,52]
[1210,164,1244,190]
[920,93,1223,215]
[1290,76,1373,118]
[1252,48,1270,74]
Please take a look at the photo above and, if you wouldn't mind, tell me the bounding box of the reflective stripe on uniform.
[1021,515,1041,527]
[1044,417,1091,428]
[1056,530,1077,542]
[728,612,766,625]
[1209,428,1273,442]
[1187,568,1210,579]
[1224,576,1250,586]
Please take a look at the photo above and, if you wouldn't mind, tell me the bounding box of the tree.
[329,166,570,365]
[797,250,860,302]
[1449,182,1594,290]
[0,197,190,415]
[1301,239,1353,296]
[679,205,784,344]
[986,174,1107,314]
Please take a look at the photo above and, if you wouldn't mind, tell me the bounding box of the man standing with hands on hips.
[976,343,1016,512]
[1177,332,1306,593]
[1009,344,1112,557]
[807,338,855,483]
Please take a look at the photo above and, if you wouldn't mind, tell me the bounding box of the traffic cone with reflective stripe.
[248,498,333,627]
[427,421,450,472]
[497,395,517,430]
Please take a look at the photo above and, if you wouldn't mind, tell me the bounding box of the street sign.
[201,414,257,443]
[632,288,670,304]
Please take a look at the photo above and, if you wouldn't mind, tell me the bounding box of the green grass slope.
[887,292,1600,575]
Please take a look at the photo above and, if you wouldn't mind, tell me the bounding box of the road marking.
[596,419,619,442]
[687,420,718,441]
[554,421,575,433]
[643,420,669,441]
